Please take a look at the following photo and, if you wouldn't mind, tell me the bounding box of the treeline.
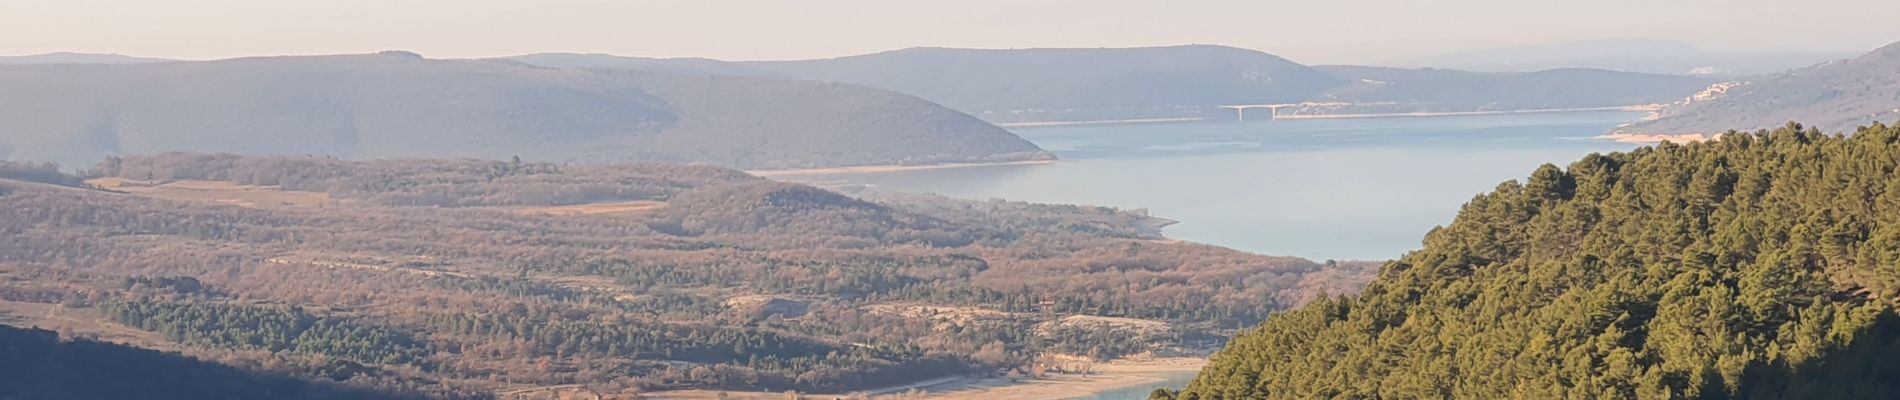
[867,191,1172,240]
[0,159,86,187]
[1168,122,1900,399]
[429,312,964,392]
[99,152,756,207]
[430,312,832,363]
[0,324,475,400]
[102,301,435,369]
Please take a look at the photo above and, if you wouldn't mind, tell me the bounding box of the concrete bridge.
[1218,102,1351,121]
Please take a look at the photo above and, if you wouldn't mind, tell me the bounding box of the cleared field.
[646,357,1208,400]
[1036,315,1174,338]
[867,303,1025,325]
[87,177,335,209]
[510,200,667,216]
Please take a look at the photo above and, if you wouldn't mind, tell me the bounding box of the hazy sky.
[6,0,1900,63]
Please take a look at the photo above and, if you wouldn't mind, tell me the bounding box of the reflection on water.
[783,111,1643,261]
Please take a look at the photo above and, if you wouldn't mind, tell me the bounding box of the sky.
[6,0,1900,64]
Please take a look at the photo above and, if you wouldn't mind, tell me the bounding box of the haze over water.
[786,111,1644,261]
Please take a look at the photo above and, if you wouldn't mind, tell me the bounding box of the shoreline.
[746,159,1057,177]
[921,357,1205,400]
[645,357,1206,400]
[1273,106,1646,120]
[988,105,1657,127]
[997,117,1206,128]
[1595,132,1720,144]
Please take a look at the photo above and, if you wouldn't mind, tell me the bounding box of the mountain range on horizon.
[2,39,1891,169]
[0,52,172,65]
[0,43,1715,169]
[1386,37,1857,77]
[1,40,1803,127]
[0,51,1049,169]
[504,44,1714,124]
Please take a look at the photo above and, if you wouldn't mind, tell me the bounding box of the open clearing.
[88,178,335,209]
[510,200,667,217]
[646,357,1208,400]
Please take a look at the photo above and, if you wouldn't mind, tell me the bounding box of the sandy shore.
[645,357,1206,400]
[746,160,1056,178]
[1596,132,1720,144]
[996,118,1206,128]
[924,357,1206,400]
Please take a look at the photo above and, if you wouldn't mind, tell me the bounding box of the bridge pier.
[1219,104,1295,122]
[1219,102,1352,122]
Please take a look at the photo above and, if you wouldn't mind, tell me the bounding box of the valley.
[6,6,1900,398]
[0,155,1374,398]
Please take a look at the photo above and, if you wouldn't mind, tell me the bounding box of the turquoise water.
[1070,372,1197,400]
[787,111,1643,261]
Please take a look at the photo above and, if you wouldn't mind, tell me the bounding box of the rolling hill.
[744,45,1343,123]
[512,45,1344,124]
[1614,40,1900,136]
[512,45,1714,124]
[1388,38,1854,76]
[0,51,1050,169]
[1295,66,1713,115]
[506,52,776,77]
[0,52,172,65]
[0,153,1377,396]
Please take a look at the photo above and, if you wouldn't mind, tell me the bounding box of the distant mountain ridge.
[1615,40,1900,135]
[508,52,777,77]
[510,45,1343,124]
[6,45,1749,148]
[743,45,1343,123]
[0,52,1051,169]
[0,52,172,65]
[1389,38,1855,76]
[1299,66,1712,115]
[6,47,1718,127]
[511,45,1709,124]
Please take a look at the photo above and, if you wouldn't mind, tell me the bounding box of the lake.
[781,111,1645,261]
[1071,372,1198,400]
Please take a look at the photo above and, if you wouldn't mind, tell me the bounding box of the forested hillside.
[1166,122,1900,399]
[0,153,1374,397]
[0,52,1049,169]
